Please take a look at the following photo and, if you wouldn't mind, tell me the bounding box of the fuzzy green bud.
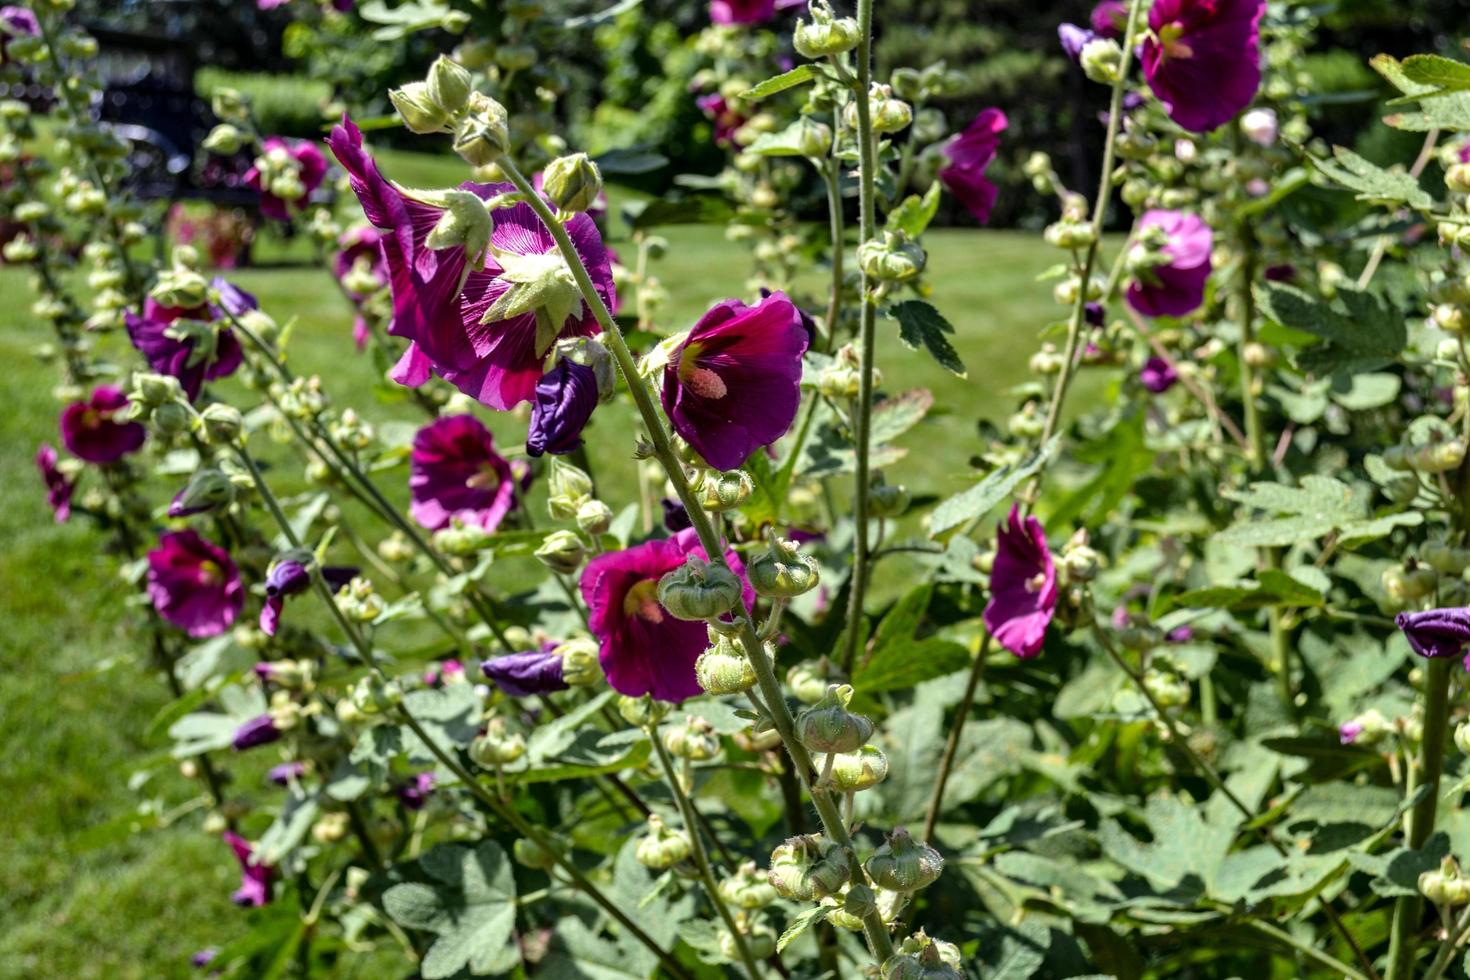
[719,861,778,910]
[1080,38,1124,84]
[548,458,594,519]
[427,55,473,117]
[866,827,943,892]
[150,268,210,310]
[172,467,236,516]
[881,931,964,980]
[574,498,613,536]
[748,535,820,599]
[696,632,758,695]
[787,661,829,704]
[767,835,851,900]
[470,717,526,767]
[390,81,451,134]
[557,637,603,687]
[868,480,910,519]
[796,684,874,754]
[453,93,511,167]
[202,124,246,156]
[795,116,834,157]
[619,694,671,728]
[657,556,744,621]
[857,230,926,282]
[829,744,889,792]
[696,469,754,512]
[198,403,244,445]
[793,6,860,58]
[535,529,587,574]
[845,84,912,135]
[663,715,721,760]
[635,814,692,870]
[513,835,559,870]
[542,153,603,213]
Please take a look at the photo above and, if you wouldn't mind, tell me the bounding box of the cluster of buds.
[662,715,721,762]
[1383,436,1467,475]
[388,55,511,171]
[546,458,614,536]
[335,576,385,623]
[470,716,526,768]
[635,813,692,870]
[880,930,964,980]
[767,835,850,900]
[792,0,860,59]
[818,343,882,399]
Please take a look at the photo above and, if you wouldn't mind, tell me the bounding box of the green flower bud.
[719,860,778,910]
[1447,164,1470,196]
[543,153,603,213]
[198,403,244,445]
[1382,564,1438,603]
[748,535,820,599]
[150,268,210,310]
[1455,721,1470,757]
[549,456,594,504]
[557,637,603,687]
[2,233,37,263]
[1422,542,1470,575]
[1422,856,1461,904]
[793,9,860,58]
[619,694,671,728]
[535,529,587,574]
[350,673,402,715]
[794,116,834,157]
[881,930,964,980]
[787,661,830,704]
[657,556,744,621]
[1143,669,1190,708]
[842,883,878,920]
[433,519,493,556]
[575,498,613,536]
[635,814,691,870]
[1080,38,1124,83]
[427,55,473,117]
[722,924,776,962]
[1409,440,1467,474]
[857,230,926,282]
[890,66,924,101]
[211,87,250,124]
[696,469,754,512]
[767,835,851,900]
[172,467,236,515]
[513,835,560,870]
[390,81,451,134]
[453,93,511,167]
[796,684,874,754]
[845,83,912,135]
[869,480,910,519]
[829,744,889,792]
[470,717,526,767]
[663,715,721,760]
[202,124,246,156]
[696,632,758,695]
[865,827,943,892]
[152,401,192,436]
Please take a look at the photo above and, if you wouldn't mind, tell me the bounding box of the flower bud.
[881,930,964,980]
[390,81,451,134]
[696,632,758,695]
[1447,164,1470,196]
[548,458,594,518]
[470,717,526,767]
[719,861,778,910]
[767,835,850,900]
[574,498,613,536]
[1382,564,1438,603]
[453,93,511,167]
[513,835,559,871]
[427,55,473,117]
[198,403,244,445]
[170,467,236,517]
[869,480,910,519]
[748,535,820,598]
[866,828,943,892]
[787,661,829,703]
[1240,107,1279,147]
[829,744,889,792]
[433,520,493,556]
[858,230,926,282]
[796,684,874,754]
[535,529,587,574]
[657,556,744,621]
[635,814,692,870]
[795,116,834,157]
[851,84,912,134]
[793,7,861,58]
[1409,439,1467,473]
[1,233,37,263]
[619,694,671,727]
[542,153,603,213]
[151,268,210,310]
[663,715,721,760]
[313,811,350,845]
[202,124,246,156]
[211,88,249,124]
[696,469,754,512]
[557,637,603,687]
[1080,38,1124,83]
[1143,669,1190,708]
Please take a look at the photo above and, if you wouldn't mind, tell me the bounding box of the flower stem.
[921,633,990,841]
[1422,900,1470,980]
[1238,917,1370,980]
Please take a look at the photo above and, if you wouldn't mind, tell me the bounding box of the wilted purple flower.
[232,713,282,752]
[245,137,327,222]
[581,528,754,702]
[328,118,614,410]
[1090,0,1127,37]
[1396,608,1470,661]
[334,225,387,300]
[1125,209,1213,318]
[0,6,38,65]
[1058,23,1095,62]
[36,444,73,523]
[982,505,1057,659]
[124,281,254,401]
[409,414,523,532]
[398,772,437,810]
[482,643,569,697]
[267,761,307,786]
[527,358,600,457]
[147,530,243,638]
[260,559,356,636]
[1084,302,1106,328]
[1140,356,1180,393]
[940,108,1007,225]
[1338,720,1364,746]
[60,386,146,463]
[709,0,805,26]
[662,499,692,532]
[223,831,273,907]
[1142,0,1265,133]
[661,291,808,471]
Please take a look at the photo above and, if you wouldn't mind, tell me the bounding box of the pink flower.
[1141,0,1265,133]
[939,109,1007,225]
[1090,0,1128,37]
[1140,356,1179,393]
[245,137,327,222]
[59,385,146,463]
[334,224,387,300]
[1125,209,1213,318]
[124,278,253,401]
[982,505,1056,658]
[581,529,754,702]
[146,530,244,638]
[36,444,73,522]
[223,831,273,907]
[696,94,747,147]
[409,414,523,532]
[709,0,805,26]
[1338,720,1363,745]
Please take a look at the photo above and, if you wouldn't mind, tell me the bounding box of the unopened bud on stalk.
[635,814,692,870]
[881,931,964,980]
[858,230,926,282]
[453,93,511,167]
[829,744,889,791]
[618,694,670,728]
[696,631,758,694]
[793,0,860,58]
[542,153,603,213]
[720,861,778,909]
[767,835,851,900]
[796,684,873,754]
[1447,164,1470,196]
[203,124,246,155]
[748,534,820,598]
[556,637,603,687]
[696,469,754,511]
[787,661,830,704]
[575,498,613,536]
[657,556,744,621]
[535,529,587,574]
[865,827,943,892]
[869,479,910,518]
[198,403,244,445]
[427,55,473,117]
[663,715,720,760]
[470,717,526,767]
[1080,38,1124,83]
[390,81,451,134]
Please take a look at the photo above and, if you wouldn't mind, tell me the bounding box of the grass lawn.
[0,161,1088,976]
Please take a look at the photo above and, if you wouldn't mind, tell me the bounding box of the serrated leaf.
[740,64,820,100]
[1219,473,1420,548]
[382,841,518,979]
[1313,145,1434,210]
[1401,54,1470,94]
[927,437,1061,537]
[1258,282,1406,376]
[868,388,933,444]
[777,905,830,953]
[891,300,966,377]
[886,181,942,238]
[1098,794,1238,894]
[1170,568,1324,611]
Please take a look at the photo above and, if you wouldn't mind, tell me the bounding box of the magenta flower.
[409,414,523,532]
[223,831,273,907]
[696,94,747,147]
[424,659,466,687]
[1090,0,1127,37]
[267,761,307,786]
[245,137,328,222]
[482,643,569,697]
[125,279,254,401]
[982,505,1057,659]
[328,118,614,410]
[709,0,805,26]
[527,357,601,457]
[36,444,73,522]
[0,6,38,65]
[661,291,808,471]
[334,225,387,300]
[1125,209,1213,318]
[60,385,146,463]
[398,772,437,810]
[939,108,1007,225]
[231,713,282,752]
[146,530,244,638]
[581,528,754,702]
[1141,0,1265,133]
[1338,720,1364,746]
[1396,608,1470,662]
[1140,356,1180,393]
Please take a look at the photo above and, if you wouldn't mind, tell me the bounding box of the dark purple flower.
[482,643,569,697]
[267,761,307,785]
[1090,0,1127,37]
[409,414,524,532]
[328,118,614,410]
[147,530,243,638]
[661,291,808,471]
[259,559,355,636]
[709,0,805,26]
[0,6,38,65]
[232,713,282,752]
[334,225,387,300]
[245,137,327,222]
[190,948,219,969]
[581,528,754,702]
[527,357,600,457]
[939,108,1007,225]
[1264,263,1296,283]
[1140,356,1180,393]
[36,444,73,523]
[1125,209,1213,318]
[124,281,254,401]
[1084,302,1106,328]
[1058,23,1095,62]
[696,94,747,147]
[982,505,1056,659]
[223,831,273,907]
[1142,0,1265,133]
[662,498,692,532]
[60,386,146,463]
[398,772,437,810]
[1397,608,1470,661]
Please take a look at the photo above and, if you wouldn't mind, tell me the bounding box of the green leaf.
[1170,568,1325,611]
[382,841,518,980]
[1098,794,1239,895]
[891,299,966,377]
[1219,473,1421,548]
[1258,282,1407,376]
[746,121,816,157]
[777,905,830,953]
[927,437,1061,537]
[868,388,934,444]
[255,789,320,865]
[740,65,820,100]
[1312,145,1434,210]
[886,181,943,238]
[1401,54,1470,94]
[974,920,1051,980]
[853,638,970,693]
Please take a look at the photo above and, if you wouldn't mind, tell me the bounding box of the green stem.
[1423,901,1470,980]
[921,634,990,841]
[1386,657,1453,980]
[1239,918,1369,980]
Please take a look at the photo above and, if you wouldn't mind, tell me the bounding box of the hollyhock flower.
[59,386,146,463]
[696,94,747,147]
[424,659,466,687]
[1058,23,1095,62]
[398,772,437,810]
[231,713,282,752]
[334,225,387,301]
[1338,720,1364,746]
[710,0,805,26]
[939,109,1007,225]
[260,559,356,636]
[0,6,38,64]
[1140,356,1180,393]
[245,137,327,222]
[1141,0,1265,133]
[267,761,307,785]
[125,278,254,401]
[146,530,244,638]
[662,499,692,532]
[223,831,273,907]
[982,505,1057,658]
[191,948,218,969]
[527,357,600,457]
[661,291,808,471]
[581,528,754,702]
[1090,0,1127,37]
[36,444,73,523]
[482,643,569,697]
[1125,209,1213,318]
[328,118,614,410]
[409,414,524,532]
[1397,608,1470,662]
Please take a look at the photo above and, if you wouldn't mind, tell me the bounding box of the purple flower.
[1125,209,1213,318]
[662,498,692,532]
[352,315,371,352]
[398,772,437,810]
[939,109,1007,225]
[1166,625,1195,643]
[661,291,808,471]
[696,94,747,147]
[1058,23,1096,62]
[1140,356,1180,393]
[190,948,218,970]
[1396,608,1470,661]
[0,6,38,65]
[231,713,282,752]
[1142,0,1265,133]
[223,831,273,907]
[1264,263,1296,283]
[424,659,466,687]
[60,386,146,463]
[1084,302,1106,328]
[581,528,754,702]
[147,530,244,638]
[334,225,387,300]
[328,118,614,410]
[36,444,73,523]
[982,505,1057,659]
[409,414,524,532]
[482,643,569,697]
[1338,721,1364,746]
[245,137,327,222]
[124,281,254,401]
[709,0,805,26]
[1090,0,1128,37]
[267,761,307,785]
[527,358,600,457]
[260,559,355,636]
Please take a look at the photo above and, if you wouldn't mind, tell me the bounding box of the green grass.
[0,166,1077,976]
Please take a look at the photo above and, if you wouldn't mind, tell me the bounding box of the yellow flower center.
[1025,571,1047,594]
[198,560,223,587]
[465,463,502,491]
[622,579,665,623]
[678,342,728,400]
[1158,22,1193,60]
